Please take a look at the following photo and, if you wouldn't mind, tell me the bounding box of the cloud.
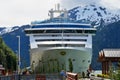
[60,0,99,9]
[60,0,120,10]
[100,0,120,10]
[0,0,60,27]
[0,0,120,27]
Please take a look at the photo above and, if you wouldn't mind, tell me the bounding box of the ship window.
[67,44,85,47]
[38,44,56,47]
[76,30,82,33]
[46,30,62,33]
[34,34,61,37]
[37,44,62,47]
[88,60,90,63]
[65,35,88,37]
[69,39,87,41]
[76,30,96,34]
[85,30,96,33]
[35,39,87,42]
[73,59,75,61]
[34,35,51,37]
[37,43,85,48]
[25,30,44,34]
[33,33,88,37]
[63,30,76,33]
[36,39,53,41]
[32,30,44,33]
[34,34,89,38]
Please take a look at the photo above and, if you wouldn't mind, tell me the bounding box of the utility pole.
[17,36,21,74]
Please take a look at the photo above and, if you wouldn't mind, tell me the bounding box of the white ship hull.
[30,47,92,73]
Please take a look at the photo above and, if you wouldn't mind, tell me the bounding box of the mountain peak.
[68,4,120,26]
[0,26,19,35]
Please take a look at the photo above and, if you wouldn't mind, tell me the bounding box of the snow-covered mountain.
[0,26,19,35]
[0,25,30,68]
[68,4,120,26]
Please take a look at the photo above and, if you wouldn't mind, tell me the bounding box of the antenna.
[49,4,68,19]
[55,4,56,10]
[57,3,60,11]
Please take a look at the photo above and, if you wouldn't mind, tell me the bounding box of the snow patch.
[0,27,19,35]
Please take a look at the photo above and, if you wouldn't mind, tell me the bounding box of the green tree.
[113,60,120,80]
[0,37,17,71]
[68,58,73,72]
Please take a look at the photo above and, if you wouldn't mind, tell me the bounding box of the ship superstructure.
[25,4,96,73]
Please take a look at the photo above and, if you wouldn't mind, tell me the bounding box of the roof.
[99,49,120,58]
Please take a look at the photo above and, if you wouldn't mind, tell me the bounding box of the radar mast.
[49,4,68,19]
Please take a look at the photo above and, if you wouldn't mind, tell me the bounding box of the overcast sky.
[0,0,120,27]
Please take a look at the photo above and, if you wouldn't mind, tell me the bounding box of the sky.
[0,0,120,27]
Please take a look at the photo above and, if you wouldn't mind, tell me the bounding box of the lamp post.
[15,50,18,74]
[17,36,21,74]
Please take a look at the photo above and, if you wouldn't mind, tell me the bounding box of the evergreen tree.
[68,58,73,72]
[0,37,17,71]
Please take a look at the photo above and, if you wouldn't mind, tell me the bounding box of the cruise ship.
[25,4,96,73]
